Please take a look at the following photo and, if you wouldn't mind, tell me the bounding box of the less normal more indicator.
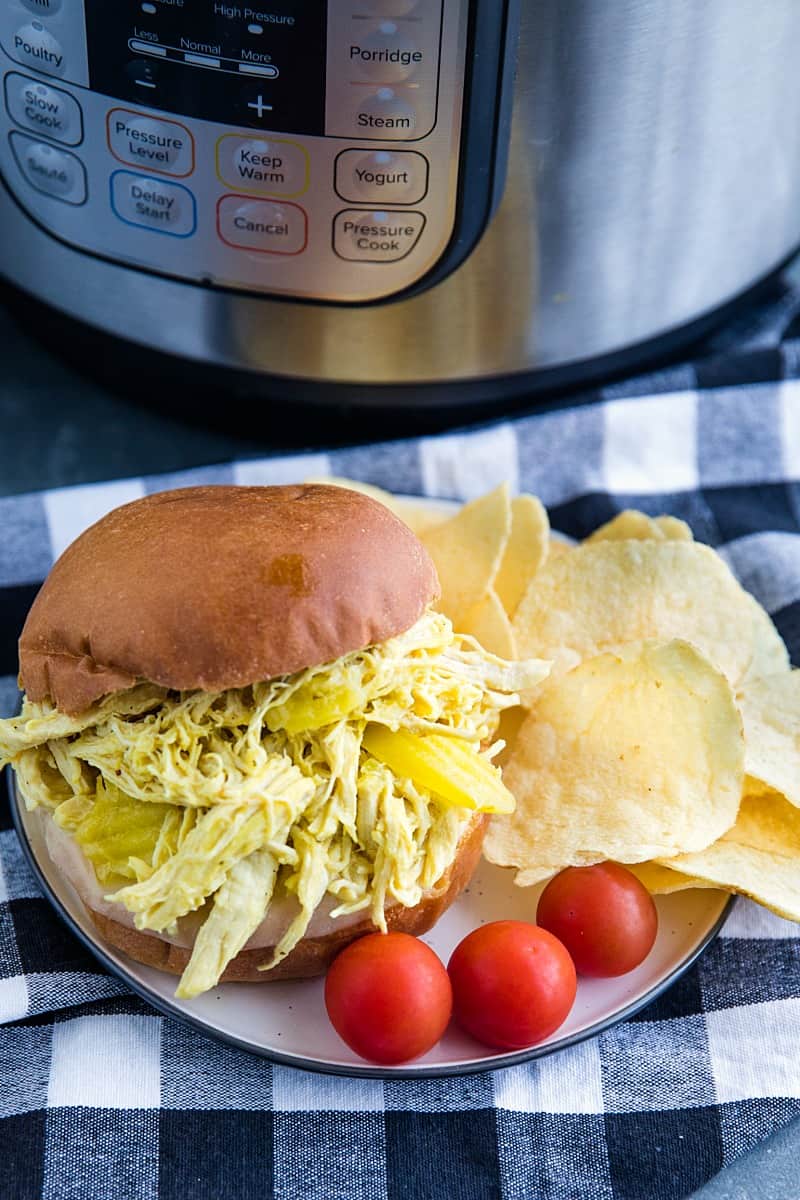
[127,39,279,78]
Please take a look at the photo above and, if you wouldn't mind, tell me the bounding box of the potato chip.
[739,670,800,807]
[585,510,693,543]
[548,537,573,559]
[628,862,724,894]
[655,791,800,921]
[512,540,757,685]
[485,640,744,880]
[740,593,790,685]
[461,590,517,658]
[494,495,549,618]
[421,484,511,628]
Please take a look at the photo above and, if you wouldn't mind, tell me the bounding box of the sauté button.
[107,109,194,177]
[350,23,423,83]
[216,135,309,197]
[11,22,66,77]
[4,73,82,145]
[217,195,308,255]
[111,171,196,237]
[10,131,86,203]
[335,149,428,204]
[356,89,417,138]
[333,208,425,262]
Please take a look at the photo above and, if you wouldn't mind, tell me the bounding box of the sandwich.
[0,485,548,998]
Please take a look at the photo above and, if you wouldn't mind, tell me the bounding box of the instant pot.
[2,0,800,408]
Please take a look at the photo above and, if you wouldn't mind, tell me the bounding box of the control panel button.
[20,0,62,13]
[107,109,194,177]
[217,196,308,255]
[10,21,66,77]
[362,0,420,12]
[111,171,196,237]
[335,149,428,204]
[10,131,86,203]
[216,135,309,198]
[4,73,82,146]
[350,23,424,82]
[356,89,417,138]
[333,209,425,262]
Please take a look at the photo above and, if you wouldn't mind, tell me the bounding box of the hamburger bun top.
[19,484,439,715]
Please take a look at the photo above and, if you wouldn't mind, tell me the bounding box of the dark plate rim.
[9,770,734,1079]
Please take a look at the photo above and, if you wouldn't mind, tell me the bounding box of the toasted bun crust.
[19,484,439,716]
[84,814,487,982]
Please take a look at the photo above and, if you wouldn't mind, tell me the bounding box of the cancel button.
[333,208,425,262]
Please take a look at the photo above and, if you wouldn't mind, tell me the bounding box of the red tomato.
[447,921,577,1050]
[536,863,658,977]
[324,932,452,1064]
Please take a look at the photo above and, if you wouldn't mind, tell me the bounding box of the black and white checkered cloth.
[3,271,800,1200]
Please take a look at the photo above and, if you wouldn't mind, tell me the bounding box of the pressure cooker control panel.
[0,0,516,303]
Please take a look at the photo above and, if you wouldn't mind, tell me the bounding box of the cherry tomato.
[324,932,452,1064]
[536,863,658,977]
[447,921,577,1050]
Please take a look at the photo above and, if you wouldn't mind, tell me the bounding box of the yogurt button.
[335,149,428,204]
[111,171,196,237]
[4,74,82,145]
[10,132,85,203]
[356,89,417,139]
[11,22,66,77]
[217,195,308,255]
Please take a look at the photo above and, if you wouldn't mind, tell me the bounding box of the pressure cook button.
[107,109,194,177]
[4,73,82,145]
[11,22,66,77]
[333,208,425,262]
[216,135,309,197]
[10,132,86,203]
[335,149,427,204]
[350,23,423,83]
[217,195,308,255]
[356,89,417,138]
[111,171,196,237]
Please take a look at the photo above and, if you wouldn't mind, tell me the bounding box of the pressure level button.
[335,149,428,204]
[107,109,194,177]
[333,208,425,262]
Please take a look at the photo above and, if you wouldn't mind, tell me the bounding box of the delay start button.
[333,209,425,262]
[217,195,308,255]
[111,170,196,237]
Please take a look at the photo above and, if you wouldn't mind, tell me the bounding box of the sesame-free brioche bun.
[42,809,487,982]
[19,484,440,715]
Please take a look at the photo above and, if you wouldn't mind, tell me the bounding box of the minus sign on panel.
[184,52,221,67]
[239,63,279,77]
[129,40,167,56]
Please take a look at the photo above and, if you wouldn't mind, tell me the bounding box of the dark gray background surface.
[1,294,797,1200]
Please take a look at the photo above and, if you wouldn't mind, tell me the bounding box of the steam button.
[4,73,83,145]
[111,171,197,237]
[333,209,425,262]
[11,22,66,78]
[10,132,86,203]
[356,89,417,140]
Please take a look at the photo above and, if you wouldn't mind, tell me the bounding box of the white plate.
[11,775,732,1078]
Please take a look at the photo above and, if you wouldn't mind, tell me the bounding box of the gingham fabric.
[3,274,800,1200]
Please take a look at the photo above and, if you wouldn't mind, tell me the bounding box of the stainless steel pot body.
[3,0,800,396]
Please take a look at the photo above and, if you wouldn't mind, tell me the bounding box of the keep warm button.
[333,209,425,262]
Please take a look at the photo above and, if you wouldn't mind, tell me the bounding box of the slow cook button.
[11,21,66,77]
[217,195,308,255]
[333,208,425,262]
[335,149,428,204]
[4,73,83,146]
[111,171,196,237]
[216,134,308,197]
[10,131,86,203]
[108,108,194,177]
